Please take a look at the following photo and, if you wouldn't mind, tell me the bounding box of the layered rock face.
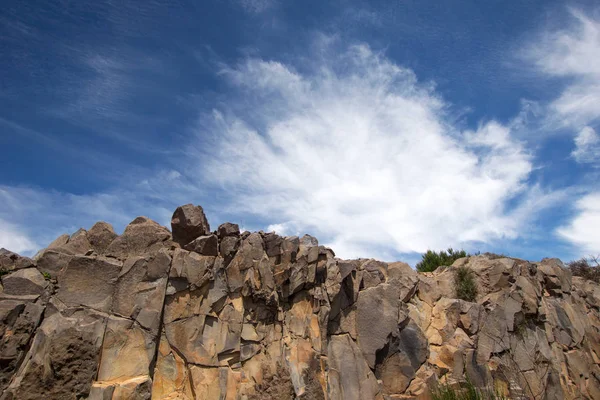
[1,204,599,399]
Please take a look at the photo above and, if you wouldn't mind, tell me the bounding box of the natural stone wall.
[1,204,600,399]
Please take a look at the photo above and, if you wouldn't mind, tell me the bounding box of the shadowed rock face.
[1,204,600,399]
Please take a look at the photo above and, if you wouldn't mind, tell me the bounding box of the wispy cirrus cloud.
[557,192,600,254]
[0,170,205,255]
[524,8,600,130]
[196,40,558,259]
[572,126,600,165]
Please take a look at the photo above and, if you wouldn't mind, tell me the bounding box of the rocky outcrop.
[1,204,600,399]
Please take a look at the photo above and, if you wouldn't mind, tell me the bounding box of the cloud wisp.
[557,192,600,255]
[197,42,554,259]
[572,126,600,165]
[524,8,600,130]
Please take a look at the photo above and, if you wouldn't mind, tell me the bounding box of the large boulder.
[105,216,171,259]
[0,249,35,273]
[171,204,210,247]
[1,268,48,297]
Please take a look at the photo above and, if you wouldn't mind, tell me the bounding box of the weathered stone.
[217,222,240,239]
[2,206,599,400]
[106,216,171,259]
[35,248,73,277]
[387,261,419,302]
[170,249,215,289]
[184,234,219,256]
[113,250,170,333]
[57,255,122,312]
[327,334,380,400]
[151,333,194,399]
[87,221,118,254]
[4,305,106,399]
[0,248,35,272]
[96,317,156,382]
[263,232,283,257]
[355,283,400,368]
[1,268,48,296]
[171,204,210,247]
[0,301,44,392]
[539,258,572,295]
[226,233,264,292]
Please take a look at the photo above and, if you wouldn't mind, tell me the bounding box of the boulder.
[0,248,35,272]
[105,216,171,259]
[184,234,219,256]
[1,268,48,296]
[87,221,118,254]
[217,222,240,239]
[171,204,210,247]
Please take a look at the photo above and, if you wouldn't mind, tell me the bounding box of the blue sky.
[1,0,599,265]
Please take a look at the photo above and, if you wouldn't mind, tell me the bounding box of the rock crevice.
[0,205,599,399]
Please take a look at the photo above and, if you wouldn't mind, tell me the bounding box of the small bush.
[431,379,506,400]
[568,256,600,283]
[454,266,478,302]
[416,248,468,272]
[42,271,52,280]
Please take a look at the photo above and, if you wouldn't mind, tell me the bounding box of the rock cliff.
[1,204,599,399]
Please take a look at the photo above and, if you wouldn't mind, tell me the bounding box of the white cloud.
[572,126,600,164]
[0,219,38,255]
[0,170,202,254]
[557,192,600,254]
[526,9,600,129]
[199,42,553,259]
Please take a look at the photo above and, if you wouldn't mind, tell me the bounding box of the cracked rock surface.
[1,204,599,399]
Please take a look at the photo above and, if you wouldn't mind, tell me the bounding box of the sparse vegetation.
[42,271,52,280]
[0,268,8,277]
[431,379,506,400]
[568,256,600,283]
[454,266,478,302]
[416,248,469,272]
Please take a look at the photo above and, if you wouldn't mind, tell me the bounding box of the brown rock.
[184,234,219,256]
[217,222,240,239]
[1,268,48,296]
[87,221,118,254]
[0,248,35,272]
[105,216,171,259]
[56,255,122,312]
[171,204,210,247]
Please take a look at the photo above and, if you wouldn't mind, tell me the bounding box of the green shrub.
[42,271,52,280]
[568,256,600,283]
[431,379,506,400]
[454,266,478,302]
[416,248,468,272]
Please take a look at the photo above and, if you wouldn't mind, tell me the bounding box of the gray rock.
[327,334,380,400]
[355,283,401,368]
